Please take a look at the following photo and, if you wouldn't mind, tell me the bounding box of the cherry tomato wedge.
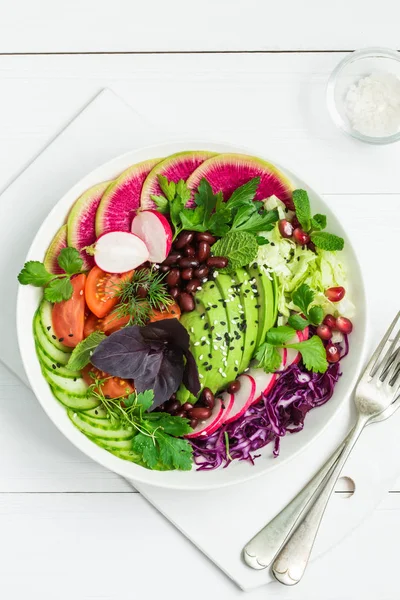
[85,266,134,319]
[83,311,131,337]
[52,274,86,348]
[82,365,134,399]
[149,302,181,322]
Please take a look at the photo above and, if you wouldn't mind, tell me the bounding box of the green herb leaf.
[150,195,169,214]
[225,177,259,210]
[254,342,282,373]
[137,390,155,412]
[44,277,73,303]
[157,432,193,471]
[311,214,327,231]
[67,331,106,371]
[256,235,269,246]
[145,412,193,436]
[211,231,258,272]
[292,283,314,315]
[308,305,324,326]
[17,261,53,286]
[157,175,176,202]
[292,189,311,232]
[230,206,278,234]
[132,433,159,469]
[286,335,328,373]
[287,314,310,330]
[176,179,191,205]
[57,247,83,275]
[266,325,297,346]
[310,231,344,251]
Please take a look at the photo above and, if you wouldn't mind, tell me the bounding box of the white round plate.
[17,141,367,490]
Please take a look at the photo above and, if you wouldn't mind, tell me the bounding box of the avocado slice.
[234,268,259,372]
[246,263,277,347]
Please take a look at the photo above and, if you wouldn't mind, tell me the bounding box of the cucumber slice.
[38,301,72,352]
[87,435,135,451]
[41,364,89,397]
[83,405,108,419]
[68,410,134,440]
[52,387,101,411]
[36,344,80,379]
[33,312,70,365]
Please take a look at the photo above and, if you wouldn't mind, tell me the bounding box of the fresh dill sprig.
[111,268,173,327]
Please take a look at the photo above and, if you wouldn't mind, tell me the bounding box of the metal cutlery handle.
[243,441,345,570]
[272,416,367,585]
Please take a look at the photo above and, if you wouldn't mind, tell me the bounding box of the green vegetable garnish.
[67,331,106,371]
[288,283,324,329]
[292,189,344,252]
[18,247,84,303]
[211,231,259,273]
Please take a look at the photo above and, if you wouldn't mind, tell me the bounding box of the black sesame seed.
[57,363,61,368]
[208,334,212,339]
[52,364,56,369]
[203,362,209,366]
[220,321,226,326]
[211,326,215,331]
[95,410,98,415]
[206,365,212,371]
[206,307,211,311]
[250,340,255,346]
[47,326,51,331]
[208,353,212,358]
[52,335,56,340]
[216,336,222,341]
[241,346,244,351]
[255,304,261,309]
[58,337,64,342]
[201,341,206,346]
[234,367,238,372]
[201,314,205,319]
[229,346,235,351]
[204,323,209,330]
[270,243,275,247]
[210,284,215,289]
[252,263,258,268]
[297,256,301,261]
[73,378,77,382]
[68,333,74,337]
[212,304,217,309]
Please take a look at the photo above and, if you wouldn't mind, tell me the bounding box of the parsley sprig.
[255,325,328,374]
[88,378,193,470]
[18,247,84,303]
[288,284,324,330]
[292,189,344,252]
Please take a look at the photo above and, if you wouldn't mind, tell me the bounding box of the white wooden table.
[1,4,400,598]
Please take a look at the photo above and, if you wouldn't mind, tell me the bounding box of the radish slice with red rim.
[131,209,172,263]
[94,231,149,273]
[224,374,256,424]
[185,395,234,439]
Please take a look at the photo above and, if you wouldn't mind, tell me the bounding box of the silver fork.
[243,311,400,584]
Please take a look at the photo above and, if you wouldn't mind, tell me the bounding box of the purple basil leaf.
[91,327,151,379]
[134,347,185,410]
[182,349,200,395]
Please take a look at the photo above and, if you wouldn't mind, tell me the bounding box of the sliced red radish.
[276,346,287,371]
[224,374,256,424]
[285,330,303,366]
[247,367,278,405]
[185,395,234,439]
[131,210,172,263]
[302,326,309,340]
[94,231,149,273]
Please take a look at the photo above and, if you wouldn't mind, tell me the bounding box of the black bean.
[197,241,211,262]
[193,265,209,279]
[163,252,182,266]
[207,256,228,269]
[179,257,199,269]
[191,406,212,420]
[185,278,201,293]
[164,399,180,414]
[179,292,195,312]
[159,264,170,273]
[181,267,193,281]
[201,387,215,409]
[227,380,241,394]
[175,231,194,249]
[190,418,199,429]
[196,232,216,244]
[182,402,194,414]
[184,245,196,257]
[175,410,186,418]
[169,286,180,300]
[167,268,180,287]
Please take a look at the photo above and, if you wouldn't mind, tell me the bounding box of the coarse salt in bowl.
[327,47,400,144]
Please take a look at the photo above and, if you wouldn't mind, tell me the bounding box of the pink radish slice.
[185,395,234,439]
[131,210,172,263]
[94,231,149,273]
[224,374,256,424]
[276,346,287,371]
[247,367,278,405]
[302,326,310,340]
[286,331,303,366]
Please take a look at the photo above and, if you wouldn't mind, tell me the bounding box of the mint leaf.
[311,214,327,231]
[310,231,344,251]
[266,325,297,346]
[156,431,193,470]
[286,335,328,373]
[225,177,260,210]
[176,179,191,205]
[256,236,269,246]
[157,175,176,202]
[44,278,73,303]
[308,305,324,326]
[132,433,159,469]
[288,314,310,330]
[150,195,169,214]
[292,189,311,232]
[230,206,278,234]
[145,412,193,436]
[254,342,282,373]
[137,390,155,412]
[57,247,83,275]
[211,232,258,272]
[67,331,106,371]
[292,284,314,315]
[18,261,53,286]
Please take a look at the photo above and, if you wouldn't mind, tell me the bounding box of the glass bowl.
[327,47,400,144]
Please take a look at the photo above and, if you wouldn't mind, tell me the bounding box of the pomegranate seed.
[293,228,310,245]
[291,216,300,229]
[323,314,337,329]
[325,286,345,302]
[336,316,353,334]
[278,219,293,238]
[316,324,332,341]
[326,343,340,363]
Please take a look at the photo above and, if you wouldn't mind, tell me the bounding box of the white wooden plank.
[0,492,398,600]
[0,0,399,52]
[1,53,400,197]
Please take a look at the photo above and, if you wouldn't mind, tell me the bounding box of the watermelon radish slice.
[94,231,149,273]
[186,153,293,208]
[44,224,68,274]
[185,395,234,439]
[67,181,111,270]
[131,210,172,263]
[96,158,161,237]
[224,374,256,424]
[140,151,217,210]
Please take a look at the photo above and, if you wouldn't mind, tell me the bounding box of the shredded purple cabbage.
[189,336,348,470]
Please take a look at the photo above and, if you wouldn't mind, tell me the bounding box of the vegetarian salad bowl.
[17,142,366,490]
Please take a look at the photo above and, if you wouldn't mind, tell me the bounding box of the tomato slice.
[85,266,134,319]
[149,302,181,322]
[82,365,134,399]
[83,311,131,337]
[52,274,86,348]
